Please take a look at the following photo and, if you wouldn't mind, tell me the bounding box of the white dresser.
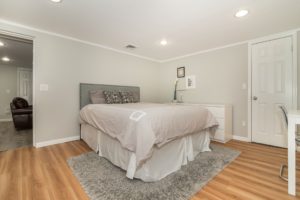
[173,103,233,143]
[201,104,233,143]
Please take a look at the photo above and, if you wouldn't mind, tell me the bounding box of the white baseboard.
[35,135,80,148]
[0,118,12,122]
[232,135,251,142]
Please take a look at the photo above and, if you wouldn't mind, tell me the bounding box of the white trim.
[247,42,252,142]
[35,136,80,148]
[292,32,298,110]
[232,135,251,142]
[0,27,34,40]
[0,19,160,63]
[32,37,36,147]
[161,40,248,63]
[247,31,298,142]
[249,30,299,45]
[0,118,13,122]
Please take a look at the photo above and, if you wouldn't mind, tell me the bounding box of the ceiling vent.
[125,44,137,49]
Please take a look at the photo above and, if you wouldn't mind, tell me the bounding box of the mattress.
[81,123,211,182]
[80,103,218,168]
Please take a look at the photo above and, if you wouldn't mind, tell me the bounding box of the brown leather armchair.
[10,97,32,130]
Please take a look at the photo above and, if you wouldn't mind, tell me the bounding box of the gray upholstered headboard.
[80,83,140,109]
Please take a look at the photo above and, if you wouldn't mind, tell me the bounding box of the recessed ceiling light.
[235,10,249,18]
[50,0,63,3]
[160,39,167,46]
[1,57,10,62]
[0,41,4,47]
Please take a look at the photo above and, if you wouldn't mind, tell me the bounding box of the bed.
[79,83,218,182]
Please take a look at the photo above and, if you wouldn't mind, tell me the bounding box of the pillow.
[89,90,106,104]
[119,91,134,103]
[103,90,122,104]
[131,91,140,103]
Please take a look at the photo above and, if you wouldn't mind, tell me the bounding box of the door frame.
[0,29,36,147]
[247,31,298,142]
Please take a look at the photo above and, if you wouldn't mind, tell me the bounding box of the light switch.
[242,121,246,127]
[40,84,49,91]
[186,75,196,89]
[5,89,10,94]
[242,83,247,90]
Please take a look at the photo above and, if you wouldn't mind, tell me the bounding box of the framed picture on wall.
[177,67,185,78]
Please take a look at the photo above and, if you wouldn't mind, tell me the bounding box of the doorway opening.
[0,34,33,151]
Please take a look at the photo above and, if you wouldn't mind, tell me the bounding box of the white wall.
[0,22,160,144]
[0,64,17,120]
[159,30,300,138]
[158,45,248,137]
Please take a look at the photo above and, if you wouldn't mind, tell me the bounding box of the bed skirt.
[81,123,211,182]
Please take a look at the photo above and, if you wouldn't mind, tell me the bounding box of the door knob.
[253,96,258,100]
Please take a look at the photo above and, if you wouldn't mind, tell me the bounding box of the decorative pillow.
[119,91,134,103]
[103,90,122,104]
[131,91,139,103]
[89,90,106,104]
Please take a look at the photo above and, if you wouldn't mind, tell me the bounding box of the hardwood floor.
[0,140,299,200]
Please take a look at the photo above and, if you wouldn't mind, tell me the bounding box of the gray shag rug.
[0,121,32,152]
[68,144,240,200]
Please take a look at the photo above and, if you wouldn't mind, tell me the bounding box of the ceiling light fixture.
[1,57,10,62]
[160,39,168,46]
[50,0,63,3]
[235,9,249,18]
[0,41,4,46]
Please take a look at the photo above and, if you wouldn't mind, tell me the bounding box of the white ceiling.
[0,0,300,61]
[0,35,33,68]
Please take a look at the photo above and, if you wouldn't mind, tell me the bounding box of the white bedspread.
[80,103,218,168]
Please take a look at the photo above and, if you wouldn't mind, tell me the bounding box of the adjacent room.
[0,0,300,199]
[0,35,33,151]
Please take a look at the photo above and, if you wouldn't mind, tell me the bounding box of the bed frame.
[79,83,140,109]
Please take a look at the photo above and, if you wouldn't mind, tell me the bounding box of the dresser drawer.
[182,103,232,143]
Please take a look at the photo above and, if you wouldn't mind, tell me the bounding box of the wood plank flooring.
[0,139,299,200]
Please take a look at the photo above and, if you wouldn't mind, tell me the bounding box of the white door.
[251,37,293,147]
[17,68,33,104]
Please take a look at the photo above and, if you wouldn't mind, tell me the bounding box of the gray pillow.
[103,90,122,104]
[89,90,106,104]
[119,91,134,103]
[131,91,139,103]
